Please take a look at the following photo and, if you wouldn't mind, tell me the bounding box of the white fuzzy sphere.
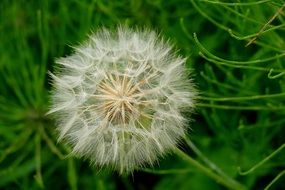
[49,27,196,173]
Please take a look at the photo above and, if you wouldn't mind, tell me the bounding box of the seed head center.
[97,74,142,124]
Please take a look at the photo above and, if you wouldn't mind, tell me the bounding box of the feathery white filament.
[49,27,196,173]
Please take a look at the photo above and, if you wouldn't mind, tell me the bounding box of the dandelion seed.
[49,27,196,173]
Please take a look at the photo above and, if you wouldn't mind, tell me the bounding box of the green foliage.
[0,0,284,189]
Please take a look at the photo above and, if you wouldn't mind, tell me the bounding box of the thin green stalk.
[238,144,285,175]
[35,133,44,188]
[197,103,285,111]
[198,92,285,102]
[228,24,285,40]
[184,138,243,188]
[199,51,285,73]
[264,170,285,190]
[142,168,195,174]
[197,0,271,6]
[39,125,67,159]
[193,33,285,65]
[174,148,246,190]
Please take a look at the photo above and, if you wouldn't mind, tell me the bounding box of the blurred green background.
[0,0,285,189]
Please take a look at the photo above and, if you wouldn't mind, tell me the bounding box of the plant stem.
[184,138,242,187]
[174,148,246,190]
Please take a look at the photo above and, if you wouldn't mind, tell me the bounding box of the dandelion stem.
[174,148,246,190]
[184,138,243,188]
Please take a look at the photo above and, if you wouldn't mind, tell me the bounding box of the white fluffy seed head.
[49,27,196,173]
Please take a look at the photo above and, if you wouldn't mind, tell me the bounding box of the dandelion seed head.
[49,27,196,173]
